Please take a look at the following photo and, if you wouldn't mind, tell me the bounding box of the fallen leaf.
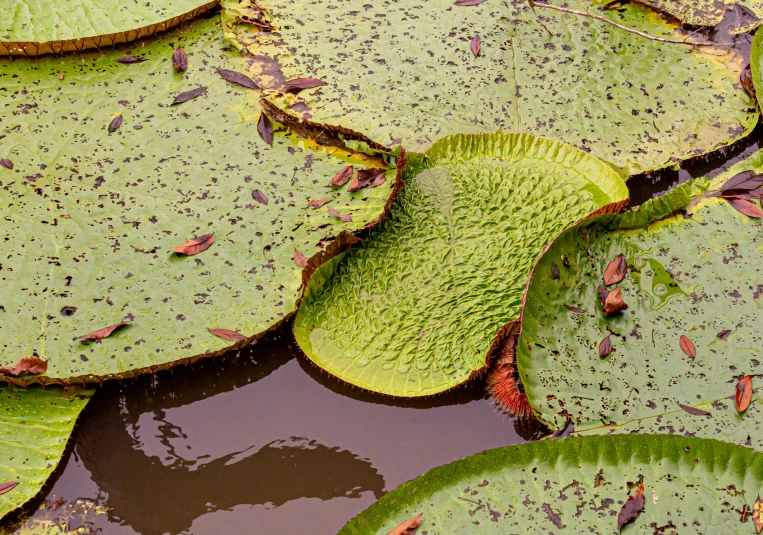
[330,166,355,186]
[216,68,259,89]
[108,115,123,133]
[741,64,755,98]
[565,304,585,313]
[551,263,560,279]
[721,170,763,195]
[294,249,308,267]
[283,77,326,94]
[617,479,645,529]
[603,287,628,316]
[258,113,274,146]
[172,47,188,71]
[597,284,610,305]
[173,233,214,255]
[599,335,612,357]
[471,35,481,56]
[651,488,658,504]
[679,403,711,416]
[717,329,732,340]
[562,255,570,268]
[736,375,753,413]
[79,322,130,341]
[308,199,332,208]
[0,356,48,376]
[455,0,486,4]
[58,73,64,80]
[727,197,763,218]
[742,504,750,523]
[754,496,763,533]
[387,513,422,535]
[208,328,247,342]
[0,158,12,169]
[0,482,18,496]
[114,56,146,64]
[349,168,383,192]
[372,173,386,187]
[252,189,268,205]
[679,335,696,358]
[327,206,352,222]
[603,254,627,285]
[172,86,206,105]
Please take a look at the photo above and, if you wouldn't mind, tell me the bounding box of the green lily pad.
[516,151,763,447]
[751,25,763,109]
[228,0,758,174]
[0,387,93,520]
[0,17,399,384]
[341,434,763,534]
[636,0,763,32]
[294,133,627,397]
[0,0,219,56]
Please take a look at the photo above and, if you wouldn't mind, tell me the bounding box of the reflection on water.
[11,321,535,535]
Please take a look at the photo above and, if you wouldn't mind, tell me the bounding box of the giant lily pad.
[0,0,219,56]
[228,0,758,174]
[0,17,399,384]
[0,387,92,520]
[341,434,763,533]
[635,0,763,32]
[516,151,763,448]
[294,133,627,397]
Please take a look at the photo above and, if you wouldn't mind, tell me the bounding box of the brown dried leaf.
[252,189,268,205]
[172,86,206,105]
[617,480,645,529]
[294,249,308,267]
[258,113,274,146]
[349,168,383,192]
[173,233,214,256]
[603,287,628,316]
[754,496,763,533]
[216,68,259,89]
[741,64,756,98]
[721,170,763,194]
[327,206,352,222]
[331,166,355,187]
[727,197,763,218]
[0,356,48,376]
[679,403,711,416]
[679,335,696,358]
[387,513,422,535]
[717,329,732,340]
[0,158,13,169]
[471,35,481,56]
[372,173,386,188]
[736,375,754,413]
[172,47,188,71]
[108,115,123,133]
[603,254,627,285]
[79,322,130,341]
[283,77,326,94]
[308,199,332,208]
[208,328,247,342]
[114,56,146,64]
[565,304,585,313]
[455,0,486,4]
[599,335,612,358]
[0,482,18,496]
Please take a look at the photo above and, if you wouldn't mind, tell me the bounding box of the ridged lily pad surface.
[230,0,758,173]
[0,0,219,56]
[637,0,763,31]
[0,387,92,519]
[341,434,763,534]
[517,153,763,447]
[294,134,627,396]
[0,17,397,383]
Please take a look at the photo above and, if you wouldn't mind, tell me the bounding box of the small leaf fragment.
[172,86,206,105]
[736,375,753,413]
[603,287,628,316]
[327,206,352,222]
[331,166,355,187]
[679,403,711,416]
[114,56,146,64]
[617,479,645,529]
[679,335,696,358]
[741,64,755,98]
[470,35,481,56]
[0,158,12,169]
[208,328,247,342]
[172,47,188,71]
[173,233,214,256]
[755,496,763,534]
[603,254,627,285]
[349,168,384,192]
[0,356,48,376]
[294,249,308,267]
[372,173,386,188]
[599,335,612,358]
[387,513,422,535]
[252,189,268,205]
[308,199,331,208]
[216,68,259,89]
[79,322,130,341]
[565,304,585,313]
[108,115,123,133]
[455,0,486,5]
[0,482,18,496]
[717,329,732,340]
[258,113,274,146]
[727,197,763,218]
[282,77,326,94]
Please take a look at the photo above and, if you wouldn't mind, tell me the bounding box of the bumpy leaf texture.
[0,387,92,518]
[340,435,763,533]
[0,18,397,384]
[517,150,763,448]
[637,0,763,32]
[228,0,758,174]
[294,133,627,396]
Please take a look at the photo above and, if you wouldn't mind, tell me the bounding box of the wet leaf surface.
[258,112,274,146]
[172,47,188,71]
[108,115,123,133]
[470,35,481,56]
[172,85,206,105]
[173,233,214,256]
[331,166,354,186]
[252,189,268,205]
[602,254,626,285]
[617,479,645,529]
[282,77,326,94]
[79,322,131,341]
[327,206,352,222]
[216,68,259,89]
[386,513,422,535]
[679,335,696,358]
[208,329,247,342]
[736,375,753,413]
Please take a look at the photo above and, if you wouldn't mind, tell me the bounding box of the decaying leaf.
[0,482,18,496]
[755,496,763,533]
[308,199,332,208]
[172,47,188,71]
[208,328,247,342]
[717,329,732,340]
[331,166,354,186]
[603,287,628,316]
[679,335,696,358]
[617,479,645,529]
[679,404,711,416]
[470,35,481,56]
[108,115,123,133]
[0,158,13,169]
[736,375,754,413]
[565,304,585,313]
[720,170,763,196]
[258,112,274,146]
[294,249,308,267]
[0,357,48,376]
[603,254,627,285]
[173,233,214,255]
[387,513,422,535]
[114,56,146,64]
[454,0,486,5]
[348,168,384,192]
[327,206,352,222]
[78,322,130,341]
[252,189,268,205]
[372,173,386,188]
[172,86,206,105]
[282,77,326,94]
[599,335,612,358]
[216,68,259,89]
[742,65,756,98]
[727,197,763,218]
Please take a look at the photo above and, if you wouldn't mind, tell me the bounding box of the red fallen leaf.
[0,356,48,376]
[208,328,247,342]
[172,86,206,105]
[172,47,188,71]
[741,64,755,98]
[599,335,612,358]
[679,403,711,416]
[721,170,763,194]
[327,206,352,222]
[754,496,763,533]
[603,254,627,285]
[258,113,274,146]
[331,166,355,187]
[79,322,130,341]
[108,115,123,133]
[455,0,486,4]
[349,168,384,192]
[471,35,481,56]
[387,513,422,535]
[679,335,696,358]
[216,68,259,89]
[114,56,146,64]
[565,304,585,313]
[617,480,645,529]
[173,233,214,255]
[372,173,386,188]
[0,482,18,496]
[0,158,12,169]
[282,77,326,94]
[308,199,332,208]
[727,197,763,218]
[717,329,732,340]
[736,375,754,413]
[294,249,308,267]
[252,189,268,205]
[603,287,628,316]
